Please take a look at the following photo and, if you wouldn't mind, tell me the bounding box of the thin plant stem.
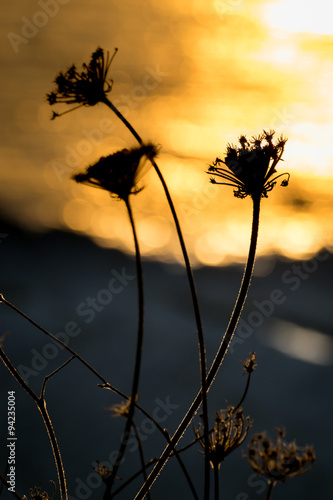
[40,356,76,399]
[213,464,220,500]
[0,294,109,385]
[163,432,200,500]
[134,195,261,499]
[101,97,210,498]
[111,458,157,498]
[132,422,152,500]
[234,371,253,413]
[0,295,185,462]
[112,436,200,500]
[37,400,67,500]
[266,480,276,500]
[0,347,67,500]
[104,197,145,496]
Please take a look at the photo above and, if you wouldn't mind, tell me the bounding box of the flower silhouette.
[195,406,252,469]
[25,483,56,500]
[46,47,117,118]
[208,130,289,199]
[73,144,158,201]
[246,427,315,483]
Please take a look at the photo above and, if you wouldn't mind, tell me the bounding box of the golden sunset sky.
[1,0,333,265]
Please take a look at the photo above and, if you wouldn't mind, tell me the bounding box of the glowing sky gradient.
[1,0,333,265]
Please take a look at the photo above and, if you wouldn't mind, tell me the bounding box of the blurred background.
[1,0,333,499]
[1,0,333,263]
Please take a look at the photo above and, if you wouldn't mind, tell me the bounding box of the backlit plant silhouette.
[0,46,317,500]
[245,427,315,500]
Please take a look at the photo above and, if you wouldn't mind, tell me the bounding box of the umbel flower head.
[73,143,158,201]
[46,47,117,118]
[23,483,56,500]
[194,406,252,469]
[208,130,290,199]
[246,427,315,483]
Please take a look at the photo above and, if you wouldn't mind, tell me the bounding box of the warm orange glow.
[2,0,333,265]
[63,199,94,232]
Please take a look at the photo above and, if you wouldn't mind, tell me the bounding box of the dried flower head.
[208,130,289,199]
[246,427,315,483]
[94,460,113,481]
[195,407,252,468]
[24,483,56,500]
[46,47,117,118]
[108,395,138,418]
[73,144,158,201]
[241,351,257,374]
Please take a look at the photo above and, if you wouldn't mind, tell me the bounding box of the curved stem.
[233,371,253,413]
[1,294,173,444]
[0,297,178,450]
[0,347,67,500]
[135,196,261,499]
[0,295,109,386]
[104,197,145,496]
[37,400,67,500]
[101,97,210,498]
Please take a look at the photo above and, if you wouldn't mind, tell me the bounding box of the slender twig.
[112,434,200,500]
[0,347,67,500]
[266,480,276,500]
[0,294,110,386]
[213,464,219,500]
[104,198,145,496]
[233,371,253,413]
[132,422,152,500]
[112,458,157,497]
[163,431,200,500]
[100,97,210,498]
[37,400,67,500]
[135,195,261,499]
[41,356,76,399]
[0,295,162,439]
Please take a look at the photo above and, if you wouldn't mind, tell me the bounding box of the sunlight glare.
[268,321,333,365]
[262,0,333,35]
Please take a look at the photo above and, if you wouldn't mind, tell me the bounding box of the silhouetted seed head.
[241,351,257,374]
[208,130,290,200]
[73,144,158,201]
[24,483,56,500]
[46,47,117,118]
[246,427,315,483]
[94,460,113,481]
[194,406,252,469]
